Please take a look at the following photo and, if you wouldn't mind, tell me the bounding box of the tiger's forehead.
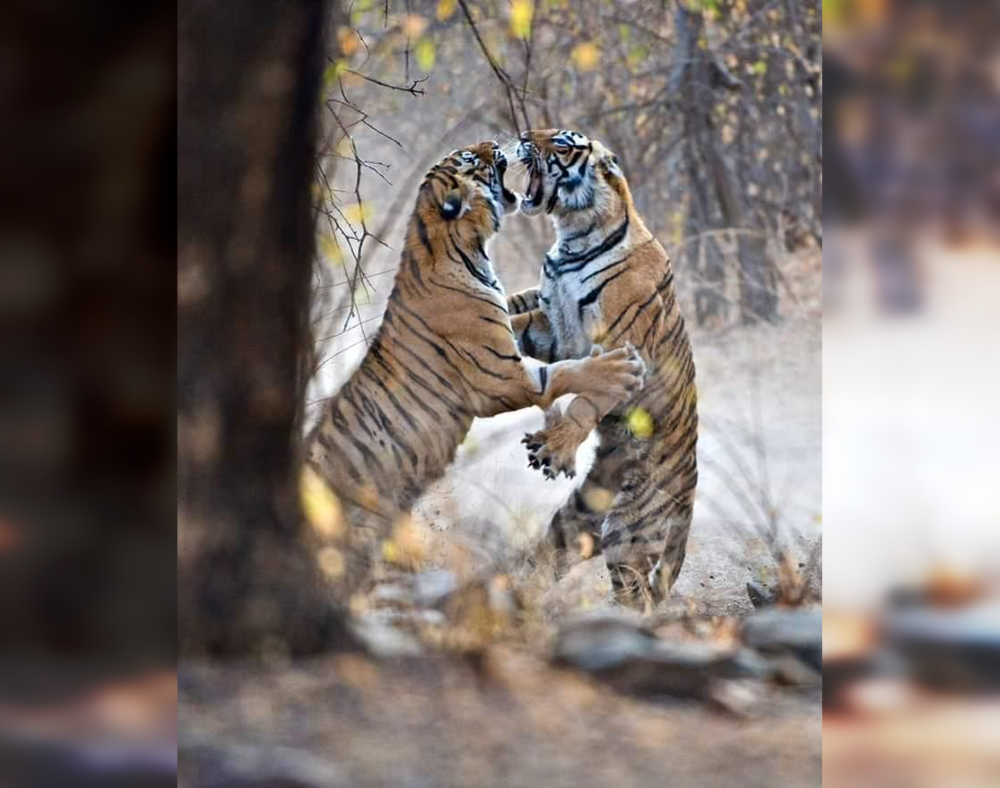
[552,129,590,147]
[444,141,500,167]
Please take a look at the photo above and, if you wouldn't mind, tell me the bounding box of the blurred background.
[0,1,175,785]
[823,1,1000,785]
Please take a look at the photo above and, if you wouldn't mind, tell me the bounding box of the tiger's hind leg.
[601,483,695,609]
[646,502,694,604]
[531,439,629,575]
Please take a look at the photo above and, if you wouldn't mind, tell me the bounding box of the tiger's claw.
[523,418,588,481]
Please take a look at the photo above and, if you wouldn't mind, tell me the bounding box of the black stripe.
[551,216,629,275]
[428,276,507,313]
[609,287,662,343]
[414,213,433,256]
[482,345,520,362]
[521,311,538,358]
[577,268,627,315]
[480,315,513,332]
[580,257,624,284]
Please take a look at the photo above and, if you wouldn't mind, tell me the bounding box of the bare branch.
[347,70,428,95]
[456,0,531,133]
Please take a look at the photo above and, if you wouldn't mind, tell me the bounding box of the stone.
[179,742,344,788]
[740,608,822,672]
[553,611,767,699]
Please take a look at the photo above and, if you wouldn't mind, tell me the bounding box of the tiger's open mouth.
[527,167,545,207]
[497,163,519,213]
[518,152,547,214]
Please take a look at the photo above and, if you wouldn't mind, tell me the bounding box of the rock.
[746,580,779,609]
[884,601,1000,691]
[740,608,822,672]
[411,570,460,606]
[179,742,344,788]
[0,735,175,788]
[370,570,458,610]
[350,615,424,658]
[767,653,822,687]
[553,611,659,671]
[553,611,767,700]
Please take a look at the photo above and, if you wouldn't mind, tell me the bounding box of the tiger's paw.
[582,342,646,397]
[522,418,587,481]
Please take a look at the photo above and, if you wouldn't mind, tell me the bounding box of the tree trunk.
[178,0,356,656]
[674,2,778,326]
[0,1,175,696]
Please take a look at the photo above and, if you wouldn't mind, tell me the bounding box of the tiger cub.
[508,129,698,606]
[306,140,645,597]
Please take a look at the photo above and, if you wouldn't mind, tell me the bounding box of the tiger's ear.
[593,142,623,179]
[440,189,464,221]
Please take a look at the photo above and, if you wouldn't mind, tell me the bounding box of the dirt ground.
[180,646,821,788]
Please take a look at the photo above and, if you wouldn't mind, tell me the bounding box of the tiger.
[306,140,646,598]
[507,129,699,607]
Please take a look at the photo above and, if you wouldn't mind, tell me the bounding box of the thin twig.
[456,0,531,133]
[347,70,428,94]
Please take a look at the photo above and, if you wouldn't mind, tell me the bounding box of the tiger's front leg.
[473,344,644,420]
[522,343,646,479]
[507,287,541,316]
[510,307,558,364]
[511,307,646,478]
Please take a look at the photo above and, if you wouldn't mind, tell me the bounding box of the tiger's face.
[426,141,520,224]
[517,129,623,217]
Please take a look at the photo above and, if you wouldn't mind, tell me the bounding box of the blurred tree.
[0,0,174,694]
[178,0,357,655]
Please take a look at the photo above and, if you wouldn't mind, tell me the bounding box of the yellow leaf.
[402,14,429,38]
[436,0,457,20]
[336,26,361,56]
[335,135,353,157]
[461,432,479,455]
[318,233,343,266]
[382,516,426,568]
[571,42,600,71]
[415,38,436,71]
[343,201,374,225]
[317,546,345,578]
[625,407,654,440]
[581,485,615,513]
[300,466,344,539]
[322,59,349,92]
[510,0,533,39]
[352,285,372,306]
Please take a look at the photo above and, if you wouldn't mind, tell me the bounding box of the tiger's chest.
[539,244,622,358]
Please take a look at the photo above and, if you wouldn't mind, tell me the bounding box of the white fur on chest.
[539,236,625,358]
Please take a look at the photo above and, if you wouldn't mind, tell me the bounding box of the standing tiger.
[508,129,698,607]
[306,140,646,597]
